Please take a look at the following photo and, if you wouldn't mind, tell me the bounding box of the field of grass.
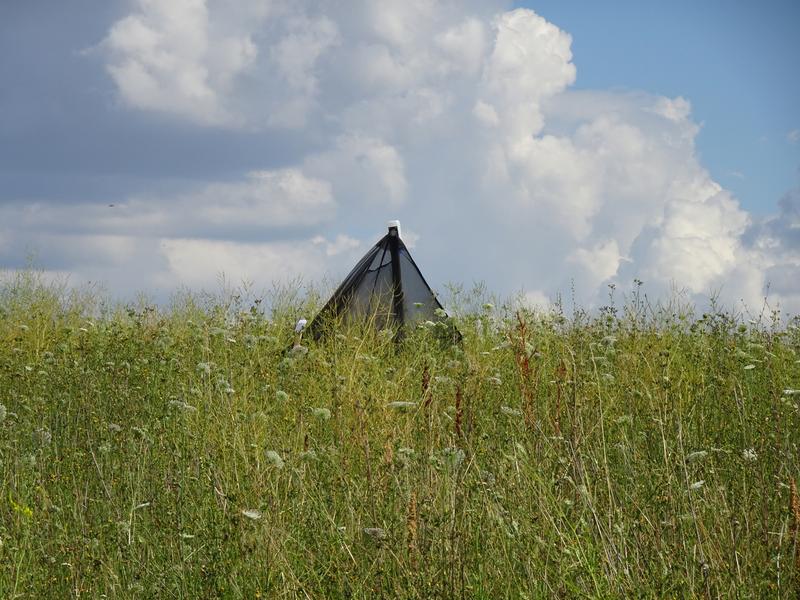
[1,271,799,598]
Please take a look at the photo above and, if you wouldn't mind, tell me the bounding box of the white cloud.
[160,236,356,288]
[304,134,407,206]
[102,0,262,125]
[788,129,800,144]
[0,168,350,296]
[36,3,799,312]
[1,169,334,239]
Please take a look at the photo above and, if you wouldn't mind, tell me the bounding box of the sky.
[1,0,798,314]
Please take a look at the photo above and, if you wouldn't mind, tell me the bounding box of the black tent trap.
[306,221,455,340]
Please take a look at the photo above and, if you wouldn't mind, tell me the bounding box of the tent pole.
[388,226,404,333]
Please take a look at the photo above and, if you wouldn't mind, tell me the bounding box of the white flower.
[242,509,262,520]
[312,407,331,420]
[742,448,758,462]
[275,390,289,402]
[783,389,799,396]
[434,308,447,318]
[500,406,522,417]
[169,400,197,412]
[487,376,502,386]
[34,428,52,446]
[265,450,285,469]
[442,447,465,468]
[686,451,708,463]
[387,401,417,411]
[196,362,212,375]
[290,344,308,357]
[743,364,756,370]
[362,527,386,541]
[299,449,318,461]
[689,480,705,491]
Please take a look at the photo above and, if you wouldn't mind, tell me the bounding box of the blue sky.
[0,1,798,312]
[526,0,800,215]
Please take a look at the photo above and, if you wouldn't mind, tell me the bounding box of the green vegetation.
[1,270,799,598]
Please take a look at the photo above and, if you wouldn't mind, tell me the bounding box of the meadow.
[1,271,799,598]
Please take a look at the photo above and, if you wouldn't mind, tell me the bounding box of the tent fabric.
[306,224,449,339]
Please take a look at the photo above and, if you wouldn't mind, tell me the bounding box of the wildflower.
[242,509,262,520]
[783,389,799,396]
[442,447,465,468]
[265,450,285,469]
[10,497,32,519]
[299,449,318,461]
[34,428,52,447]
[196,362,212,375]
[743,364,756,370]
[487,376,502,386]
[742,448,758,462]
[290,344,308,357]
[275,390,289,402]
[689,480,705,491]
[169,400,198,413]
[686,451,708,463]
[387,401,417,411]
[362,527,387,541]
[108,423,122,433]
[312,407,331,420]
[132,427,152,443]
[501,406,522,417]
[434,308,447,318]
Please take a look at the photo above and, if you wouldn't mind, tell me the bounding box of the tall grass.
[0,271,798,598]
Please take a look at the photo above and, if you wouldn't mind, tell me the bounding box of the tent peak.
[387,219,401,238]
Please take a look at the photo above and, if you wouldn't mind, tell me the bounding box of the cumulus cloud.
[11,1,797,312]
[102,0,262,125]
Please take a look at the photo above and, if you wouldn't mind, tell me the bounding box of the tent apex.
[387,219,401,238]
